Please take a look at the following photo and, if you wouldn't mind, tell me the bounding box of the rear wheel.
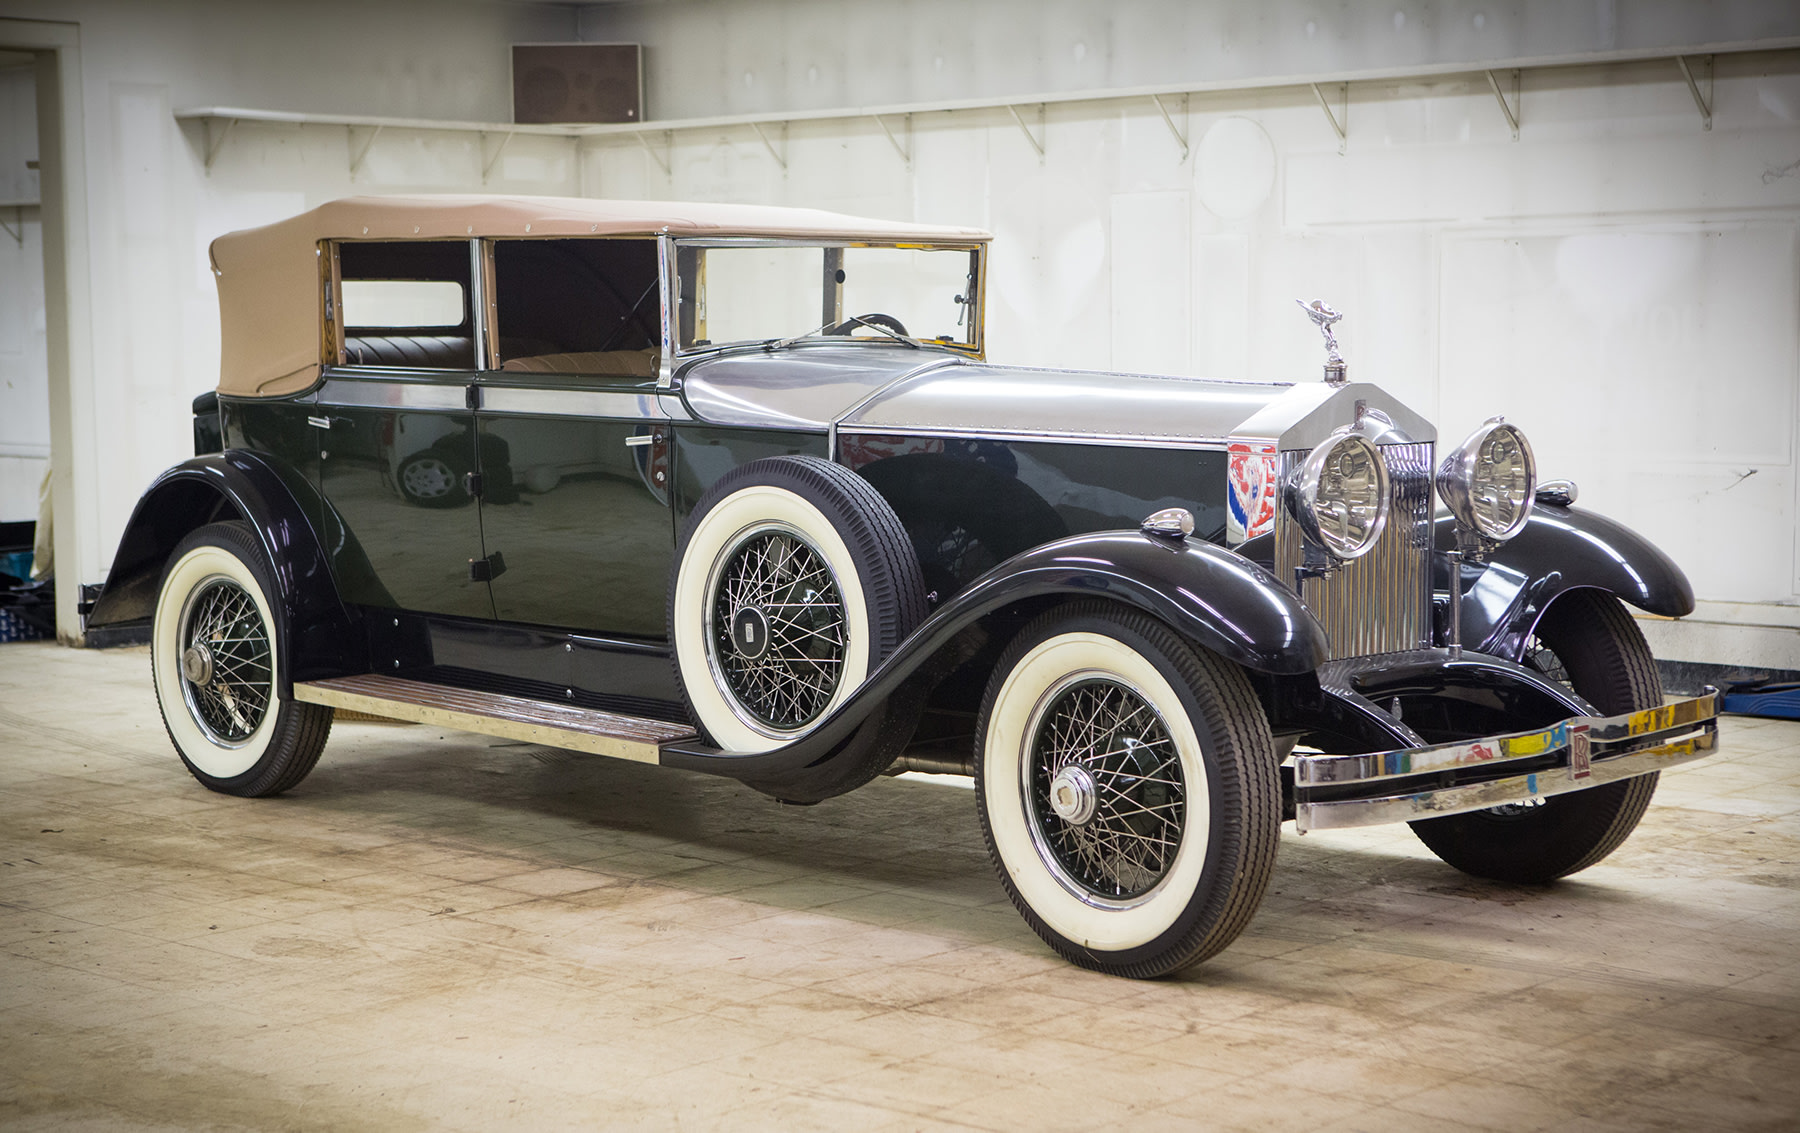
[151,522,332,797]
[1409,589,1661,882]
[975,602,1280,977]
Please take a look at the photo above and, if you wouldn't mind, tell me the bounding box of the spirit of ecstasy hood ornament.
[1296,299,1347,385]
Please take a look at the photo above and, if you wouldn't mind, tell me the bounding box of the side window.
[494,239,661,378]
[337,241,475,370]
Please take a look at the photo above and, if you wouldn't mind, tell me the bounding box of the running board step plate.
[293,674,695,764]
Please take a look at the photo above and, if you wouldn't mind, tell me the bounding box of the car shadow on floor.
[252,721,1742,970]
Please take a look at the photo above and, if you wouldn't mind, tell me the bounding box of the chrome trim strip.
[1296,691,1720,787]
[468,239,487,368]
[674,235,987,251]
[657,233,675,388]
[316,378,468,411]
[1296,729,1717,832]
[834,425,1232,451]
[480,387,675,420]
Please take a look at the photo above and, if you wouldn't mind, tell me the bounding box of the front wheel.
[151,522,332,797]
[1409,589,1662,882]
[975,602,1281,978]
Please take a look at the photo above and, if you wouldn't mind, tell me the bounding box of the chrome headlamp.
[1437,417,1536,542]
[1286,429,1391,560]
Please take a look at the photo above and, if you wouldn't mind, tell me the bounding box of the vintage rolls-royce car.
[86,195,1720,978]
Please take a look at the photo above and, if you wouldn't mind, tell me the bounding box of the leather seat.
[342,335,474,369]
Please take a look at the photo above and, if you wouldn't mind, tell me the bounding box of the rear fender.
[87,451,362,689]
[1440,505,1695,662]
[661,529,1327,777]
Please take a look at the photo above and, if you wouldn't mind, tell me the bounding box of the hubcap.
[181,643,214,685]
[1048,764,1098,825]
[1025,675,1186,903]
[177,577,273,746]
[731,606,772,661]
[709,527,846,732]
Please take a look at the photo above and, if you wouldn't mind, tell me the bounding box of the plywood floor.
[1,641,1795,1131]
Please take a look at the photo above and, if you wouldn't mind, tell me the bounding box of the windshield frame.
[665,236,986,382]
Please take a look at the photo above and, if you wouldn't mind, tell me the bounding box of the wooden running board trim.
[294,674,695,765]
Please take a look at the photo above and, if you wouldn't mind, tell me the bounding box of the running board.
[293,674,695,764]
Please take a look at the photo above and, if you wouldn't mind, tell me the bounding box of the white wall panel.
[1110,191,1190,376]
[0,63,45,523]
[1438,226,1797,600]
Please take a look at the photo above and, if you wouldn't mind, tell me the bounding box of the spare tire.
[669,455,928,799]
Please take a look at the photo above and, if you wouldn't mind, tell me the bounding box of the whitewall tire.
[975,602,1281,977]
[669,456,927,801]
[151,522,332,797]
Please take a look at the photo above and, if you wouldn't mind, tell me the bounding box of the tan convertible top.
[211,195,992,398]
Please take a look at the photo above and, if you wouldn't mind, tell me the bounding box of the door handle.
[624,434,654,448]
[307,416,331,430]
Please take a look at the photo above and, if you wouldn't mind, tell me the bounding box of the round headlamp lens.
[1471,425,1533,537]
[1289,432,1390,559]
[1439,420,1536,542]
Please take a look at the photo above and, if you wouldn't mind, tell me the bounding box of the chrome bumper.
[1292,690,1720,833]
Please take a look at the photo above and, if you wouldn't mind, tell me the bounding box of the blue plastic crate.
[0,607,47,643]
[1721,683,1800,720]
[0,550,30,581]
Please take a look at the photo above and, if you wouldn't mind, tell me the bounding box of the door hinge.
[466,384,483,410]
[468,551,506,582]
[463,472,482,498]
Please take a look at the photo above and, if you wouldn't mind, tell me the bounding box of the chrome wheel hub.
[181,643,214,685]
[1048,764,1098,825]
[730,605,772,661]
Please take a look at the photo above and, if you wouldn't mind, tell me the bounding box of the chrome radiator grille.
[1274,441,1434,659]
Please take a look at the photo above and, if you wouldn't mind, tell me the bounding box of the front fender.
[87,451,363,688]
[661,529,1327,776]
[1439,505,1695,661]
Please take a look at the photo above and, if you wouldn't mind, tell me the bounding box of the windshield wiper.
[765,321,835,352]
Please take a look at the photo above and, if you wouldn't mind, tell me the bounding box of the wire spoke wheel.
[1026,676,1185,902]
[975,603,1281,977]
[152,522,331,797]
[1523,632,1571,687]
[178,576,273,744]
[710,527,847,731]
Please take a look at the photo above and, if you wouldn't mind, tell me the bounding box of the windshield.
[675,243,981,353]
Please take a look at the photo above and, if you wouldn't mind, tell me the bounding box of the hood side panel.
[844,364,1292,444]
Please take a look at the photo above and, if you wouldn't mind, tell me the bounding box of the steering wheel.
[828,312,910,339]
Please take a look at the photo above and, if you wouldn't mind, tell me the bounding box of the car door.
[314,239,493,620]
[474,237,674,636]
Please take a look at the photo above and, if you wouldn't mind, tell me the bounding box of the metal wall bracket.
[1007,103,1045,159]
[203,116,237,174]
[480,129,517,183]
[1151,93,1189,162]
[635,130,671,177]
[873,113,911,167]
[1310,82,1347,154]
[750,120,788,172]
[1486,69,1520,140]
[0,204,29,247]
[348,124,383,179]
[1676,54,1714,131]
